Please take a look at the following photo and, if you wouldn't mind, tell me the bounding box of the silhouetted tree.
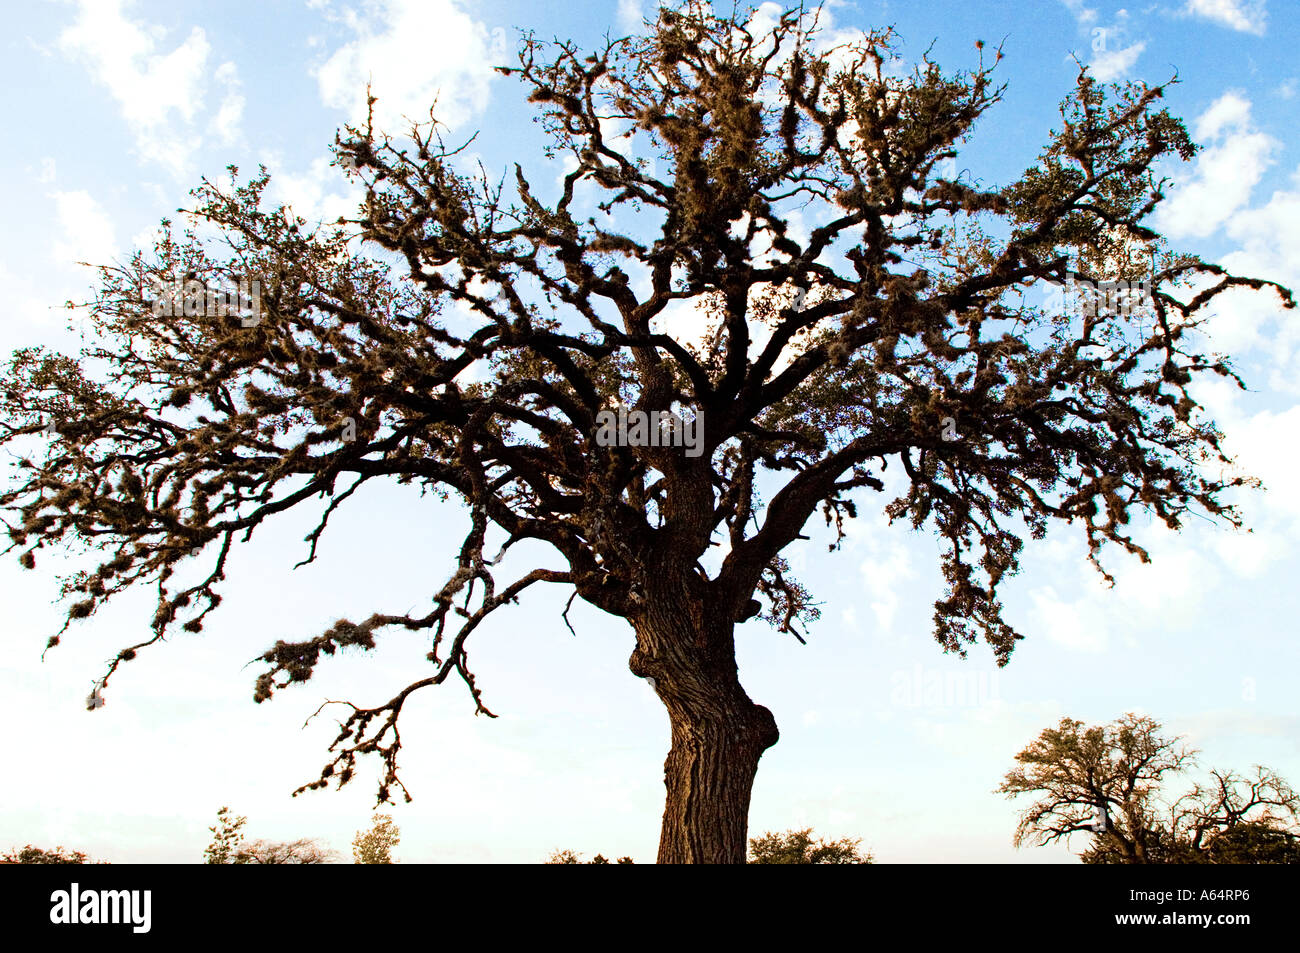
[2,3,1291,862]
[1000,715,1300,863]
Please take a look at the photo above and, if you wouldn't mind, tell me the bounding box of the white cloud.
[1089,40,1145,82]
[853,522,920,637]
[1195,90,1252,140]
[1211,168,1300,393]
[1030,586,1109,652]
[1063,6,1142,82]
[213,62,245,146]
[1220,405,1300,526]
[1060,0,1099,25]
[1154,93,1278,239]
[1223,171,1300,280]
[618,0,644,33]
[314,0,498,135]
[57,0,217,176]
[1184,0,1268,35]
[50,190,119,267]
[256,151,364,227]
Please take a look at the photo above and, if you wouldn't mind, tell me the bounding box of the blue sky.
[0,0,1297,863]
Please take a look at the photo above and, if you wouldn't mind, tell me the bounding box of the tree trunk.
[629,588,779,864]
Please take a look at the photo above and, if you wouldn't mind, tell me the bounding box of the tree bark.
[629,581,779,864]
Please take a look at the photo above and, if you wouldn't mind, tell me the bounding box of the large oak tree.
[1,4,1292,862]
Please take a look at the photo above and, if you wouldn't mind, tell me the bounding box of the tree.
[545,849,635,864]
[1196,821,1300,865]
[240,838,338,864]
[204,806,250,864]
[1,3,1292,864]
[1,845,106,864]
[204,805,337,863]
[1000,715,1300,863]
[352,813,400,864]
[748,828,872,864]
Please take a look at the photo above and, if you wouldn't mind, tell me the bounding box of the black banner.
[0,862,1293,941]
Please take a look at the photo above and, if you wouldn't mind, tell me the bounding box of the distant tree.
[1197,821,1300,865]
[544,848,635,864]
[1167,766,1300,859]
[352,813,400,864]
[204,806,250,864]
[240,838,338,864]
[1000,715,1300,863]
[204,805,336,863]
[1,845,106,864]
[748,828,872,863]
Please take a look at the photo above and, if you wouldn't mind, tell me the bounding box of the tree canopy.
[352,813,400,864]
[748,827,872,863]
[1,2,1291,862]
[1000,714,1300,863]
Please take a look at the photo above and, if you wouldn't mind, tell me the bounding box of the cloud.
[1183,0,1268,35]
[618,0,644,33]
[259,153,360,226]
[1219,404,1300,526]
[50,190,119,267]
[1029,586,1109,652]
[1208,167,1300,394]
[313,0,499,135]
[1060,0,1099,26]
[1174,710,1300,751]
[1089,40,1146,82]
[212,62,245,146]
[1062,5,1143,81]
[1154,92,1278,239]
[1223,170,1300,280]
[56,0,224,176]
[844,502,921,638]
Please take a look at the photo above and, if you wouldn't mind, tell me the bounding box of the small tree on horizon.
[545,848,635,864]
[1,844,107,864]
[352,813,400,864]
[204,806,250,865]
[240,838,338,864]
[2,3,1292,863]
[748,827,872,864]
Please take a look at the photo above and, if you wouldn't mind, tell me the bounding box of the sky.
[0,0,1297,864]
